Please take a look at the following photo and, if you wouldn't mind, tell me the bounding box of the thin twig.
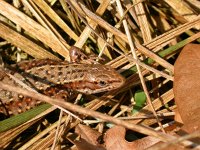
[66,0,174,76]
[83,112,175,124]
[0,81,196,147]
[148,130,200,150]
[115,0,165,132]
[51,110,63,150]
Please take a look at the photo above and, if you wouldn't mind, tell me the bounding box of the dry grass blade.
[74,0,110,47]
[0,0,69,59]
[145,15,200,49]
[0,0,199,149]
[164,0,200,29]
[116,0,165,132]
[0,81,195,147]
[31,0,78,41]
[148,131,200,150]
[69,0,128,42]
[133,0,152,42]
[0,22,58,59]
[0,105,55,148]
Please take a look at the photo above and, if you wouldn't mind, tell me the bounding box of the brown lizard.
[0,46,125,116]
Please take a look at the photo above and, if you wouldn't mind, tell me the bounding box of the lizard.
[0,46,125,117]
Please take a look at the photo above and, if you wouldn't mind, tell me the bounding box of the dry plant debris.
[0,0,199,149]
[174,44,200,135]
[74,124,159,150]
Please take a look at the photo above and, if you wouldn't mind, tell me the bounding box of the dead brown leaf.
[174,44,200,133]
[74,125,160,150]
[74,124,105,150]
[104,126,160,150]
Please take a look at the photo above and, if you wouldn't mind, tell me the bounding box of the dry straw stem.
[0,0,199,148]
[148,130,200,150]
[145,15,200,49]
[142,106,177,128]
[118,89,174,126]
[84,112,175,124]
[164,0,200,29]
[69,0,174,73]
[0,120,37,147]
[108,16,200,67]
[31,0,78,41]
[188,0,200,8]
[0,0,69,59]
[110,16,200,74]
[0,22,58,59]
[133,0,152,42]
[68,1,173,80]
[115,0,165,132]
[21,0,70,53]
[67,0,174,87]
[138,89,174,114]
[0,106,56,148]
[19,113,68,150]
[69,0,128,41]
[73,0,110,48]
[0,81,196,147]
[69,0,113,59]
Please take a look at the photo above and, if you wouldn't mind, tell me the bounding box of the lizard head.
[75,64,125,94]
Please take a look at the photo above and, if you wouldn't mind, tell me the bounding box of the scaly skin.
[0,47,125,116]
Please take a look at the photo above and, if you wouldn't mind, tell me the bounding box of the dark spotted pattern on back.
[0,57,125,117]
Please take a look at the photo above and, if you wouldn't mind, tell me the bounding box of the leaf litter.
[0,0,199,149]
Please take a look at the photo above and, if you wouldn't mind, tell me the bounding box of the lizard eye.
[99,81,107,87]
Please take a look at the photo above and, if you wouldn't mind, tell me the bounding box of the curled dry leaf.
[74,124,105,150]
[74,125,160,150]
[174,44,200,133]
[104,126,160,150]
